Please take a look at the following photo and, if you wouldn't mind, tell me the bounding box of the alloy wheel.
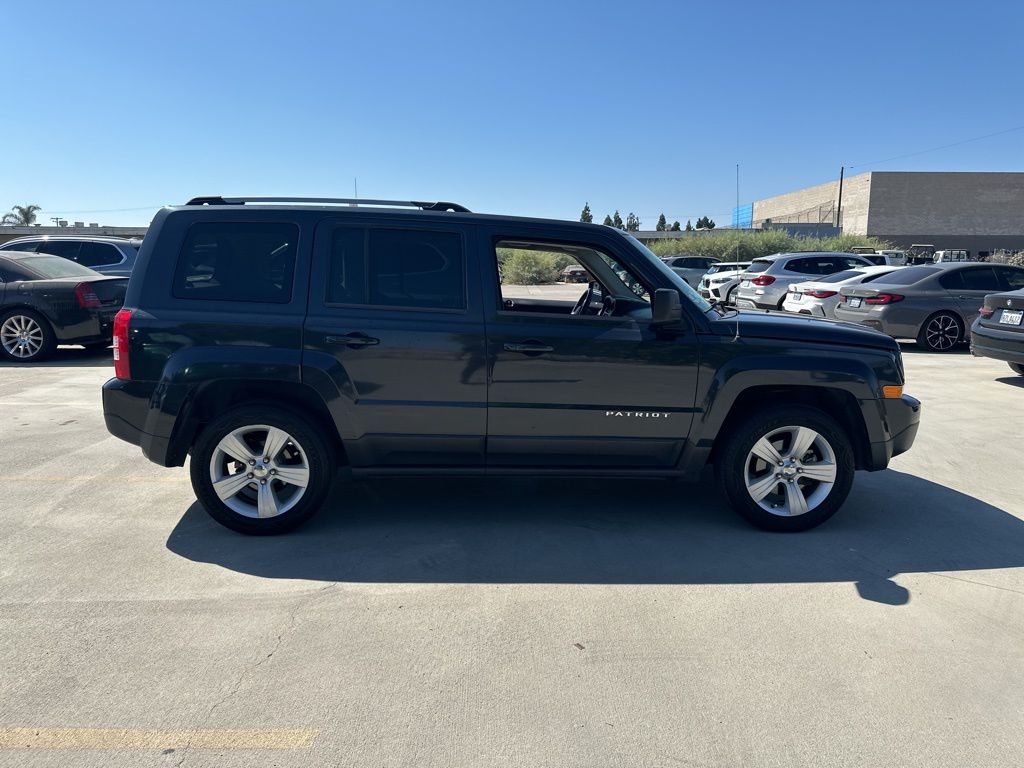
[925,315,959,351]
[743,425,838,517]
[208,424,311,519]
[1,314,44,359]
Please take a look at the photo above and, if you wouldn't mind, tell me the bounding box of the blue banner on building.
[732,203,753,229]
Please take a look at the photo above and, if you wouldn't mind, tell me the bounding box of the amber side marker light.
[882,385,904,399]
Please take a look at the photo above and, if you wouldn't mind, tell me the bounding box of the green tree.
[580,203,593,223]
[612,210,624,230]
[685,219,694,231]
[656,213,667,231]
[602,214,613,226]
[670,221,681,232]
[1,204,42,226]
[695,216,716,230]
[625,212,641,232]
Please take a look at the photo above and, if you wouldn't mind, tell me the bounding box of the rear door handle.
[504,341,554,354]
[327,332,380,348]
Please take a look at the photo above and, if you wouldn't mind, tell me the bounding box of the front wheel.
[190,406,334,534]
[715,407,855,532]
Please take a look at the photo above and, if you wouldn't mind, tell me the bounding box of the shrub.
[1008,252,1024,268]
[645,230,891,262]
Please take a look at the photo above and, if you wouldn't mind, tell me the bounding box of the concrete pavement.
[0,345,1022,767]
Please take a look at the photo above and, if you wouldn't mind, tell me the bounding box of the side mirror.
[651,288,682,327]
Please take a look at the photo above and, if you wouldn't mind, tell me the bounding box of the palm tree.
[1,204,42,226]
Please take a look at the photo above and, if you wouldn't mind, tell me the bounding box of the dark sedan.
[0,251,127,362]
[971,287,1024,376]
[834,263,1024,352]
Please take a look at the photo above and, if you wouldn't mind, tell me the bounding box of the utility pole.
[735,163,740,228]
[836,166,844,231]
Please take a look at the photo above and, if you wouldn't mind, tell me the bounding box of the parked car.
[782,266,901,319]
[0,236,141,276]
[862,250,907,266]
[698,261,751,304]
[561,265,590,283]
[906,244,936,265]
[734,252,874,310]
[103,195,919,535]
[0,251,127,362]
[933,249,973,263]
[970,287,1024,375]
[834,263,1024,352]
[661,255,721,286]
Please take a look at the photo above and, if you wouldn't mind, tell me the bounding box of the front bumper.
[867,394,921,470]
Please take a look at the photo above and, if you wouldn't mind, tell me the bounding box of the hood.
[711,309,898,351]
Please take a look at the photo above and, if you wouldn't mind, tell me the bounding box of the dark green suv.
[103,197,920,534]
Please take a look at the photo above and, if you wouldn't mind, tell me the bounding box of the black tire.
[0,308,57,362]
[725,286,737,306]
[715,406,855,532]
[190,405,335,535]
[917,312,963,352]
[1010,363,1024,376]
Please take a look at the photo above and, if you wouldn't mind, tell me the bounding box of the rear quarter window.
[173,222,299,303]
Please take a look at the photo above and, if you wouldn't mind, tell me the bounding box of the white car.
[698,261,751,304]
[861,250,907,266]
[782,265,902,319]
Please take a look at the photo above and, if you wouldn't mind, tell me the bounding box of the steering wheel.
[571,282,599,316]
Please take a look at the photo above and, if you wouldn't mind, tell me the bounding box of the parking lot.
[1,347,1022,767]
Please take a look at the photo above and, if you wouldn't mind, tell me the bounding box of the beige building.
[751,171,1024,256]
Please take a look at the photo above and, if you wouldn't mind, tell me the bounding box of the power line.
[848,123,1024,169]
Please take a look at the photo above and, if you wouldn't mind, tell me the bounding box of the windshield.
[707,263,749,275]
[745,259,774,274]
[623,234,712,312]
[16,256,100,279]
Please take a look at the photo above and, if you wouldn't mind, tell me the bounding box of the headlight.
[710,276,731,284]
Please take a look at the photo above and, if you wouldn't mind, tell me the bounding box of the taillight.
[74,282,101,308]
[865,293,904,305]
[112,309,131,380]
[805,290,837,299]
[751,275,776,286]
[979,306,994,319]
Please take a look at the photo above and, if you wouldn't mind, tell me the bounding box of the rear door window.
[958,266,1001,291]
[173,222,299,303]
[36,241,81,262]
[327,227,465,310]
[78,242,123,267]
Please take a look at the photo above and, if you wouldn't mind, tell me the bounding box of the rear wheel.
[0,309,56,362]
[190,406,334,534]
[715,406,855,532]
[917,312,962,352]
[1010,363,1024,376]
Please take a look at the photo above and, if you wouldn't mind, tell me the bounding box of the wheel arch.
[168,379,347,467]
[918,308,967,344]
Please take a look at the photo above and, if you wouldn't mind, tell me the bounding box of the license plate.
[741,280,751,288]
[848,297,863,308]
[1000,309,1023,326]
[789,292,802,302]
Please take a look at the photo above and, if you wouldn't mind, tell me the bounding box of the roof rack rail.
[185,196,471,213]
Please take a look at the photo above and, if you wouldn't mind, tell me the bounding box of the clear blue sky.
[4,0,1024,227]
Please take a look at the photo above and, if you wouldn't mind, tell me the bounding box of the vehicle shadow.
[166,469,1024,605]
[1,345,112,368]
[995,375,1024,389]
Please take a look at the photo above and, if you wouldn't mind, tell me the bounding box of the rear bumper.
[970,319,1024,364]
[102,378,173,465]
[867,394,921,470]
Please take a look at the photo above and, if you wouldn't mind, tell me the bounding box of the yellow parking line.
[0,728,318,750]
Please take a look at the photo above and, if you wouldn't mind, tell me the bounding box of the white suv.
[734,252,873,310]
[698,261,751,304]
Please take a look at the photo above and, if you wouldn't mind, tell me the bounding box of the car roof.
[0,250,43,260]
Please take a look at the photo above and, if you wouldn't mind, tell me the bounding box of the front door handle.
[504,341,554,354]
[327,332,380,348]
